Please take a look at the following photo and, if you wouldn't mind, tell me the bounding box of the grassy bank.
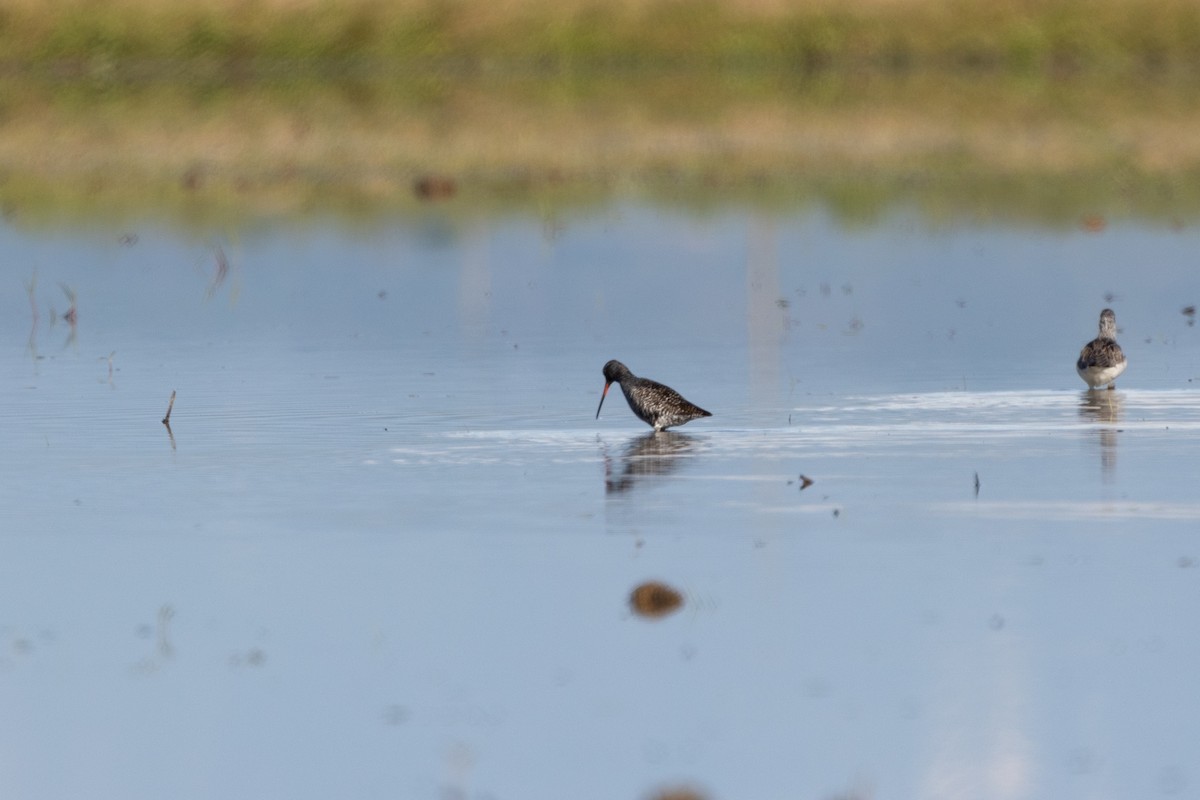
[3,0,1200,228]
[4,0,1200,74]
[3,69,1200,229]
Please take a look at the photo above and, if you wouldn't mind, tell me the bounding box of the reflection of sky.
[2,208,1200,800]
[5,207,1198,394]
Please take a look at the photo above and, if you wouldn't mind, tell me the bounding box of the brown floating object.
[413,175,457,201]
[1081,214,1106,233]
[162,390,176,425]
[646,787,709,800]
[799,475,814,489]
[630,581,684,618]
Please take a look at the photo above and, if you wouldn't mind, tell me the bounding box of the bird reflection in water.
[603,431,699,494]
[1079,389,1124,479]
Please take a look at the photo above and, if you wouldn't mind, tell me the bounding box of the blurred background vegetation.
[3,0,1200,227]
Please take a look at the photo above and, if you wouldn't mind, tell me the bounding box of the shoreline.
[3,69,1200,229]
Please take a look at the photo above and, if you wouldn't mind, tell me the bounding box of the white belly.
[1077,361,1126,388]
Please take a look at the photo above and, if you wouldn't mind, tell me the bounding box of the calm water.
[2,206,1199,799]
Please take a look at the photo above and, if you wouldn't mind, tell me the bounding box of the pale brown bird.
[1076,308,1127,390]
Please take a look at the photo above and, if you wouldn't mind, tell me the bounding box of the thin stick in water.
[162,390,176,425]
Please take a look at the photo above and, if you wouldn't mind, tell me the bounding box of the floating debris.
[229,648,267,668]
[630,581,684,619]
[799,475,814,490]
[1081,214,1106,233]
[1184,306,1196,327]
[162,390,176,425]
[119,233,139,246]
[825,782,876,800]
[974,471,981,496]
[645,787,709,800]
[381,705,409,726]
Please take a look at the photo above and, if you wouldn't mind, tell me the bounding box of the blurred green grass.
[3,0,1200,228]
[7,0,1200,72]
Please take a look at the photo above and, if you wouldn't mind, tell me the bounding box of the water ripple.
[379,390,1200,466]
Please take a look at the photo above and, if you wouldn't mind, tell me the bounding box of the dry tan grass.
[4,75,1193,179]
[2,65,1200,224]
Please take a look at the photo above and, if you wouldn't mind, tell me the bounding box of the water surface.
[2,206,1199,799]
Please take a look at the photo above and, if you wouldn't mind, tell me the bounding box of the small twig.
[25,271,39,360]
[162,390,176,425]
[23,271,38,325]
[157,605,175,659]
[60,282,77,325]
[207,246,229,299]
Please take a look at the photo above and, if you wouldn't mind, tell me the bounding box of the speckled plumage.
[594,359,711,431]
[1076,308,1127,389]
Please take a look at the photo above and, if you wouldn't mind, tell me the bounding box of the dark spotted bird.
[1076,308,1127,389]
[595,359,711,431]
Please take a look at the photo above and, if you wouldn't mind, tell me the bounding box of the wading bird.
[1076,308,1127,390]
[595,359,711,431]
